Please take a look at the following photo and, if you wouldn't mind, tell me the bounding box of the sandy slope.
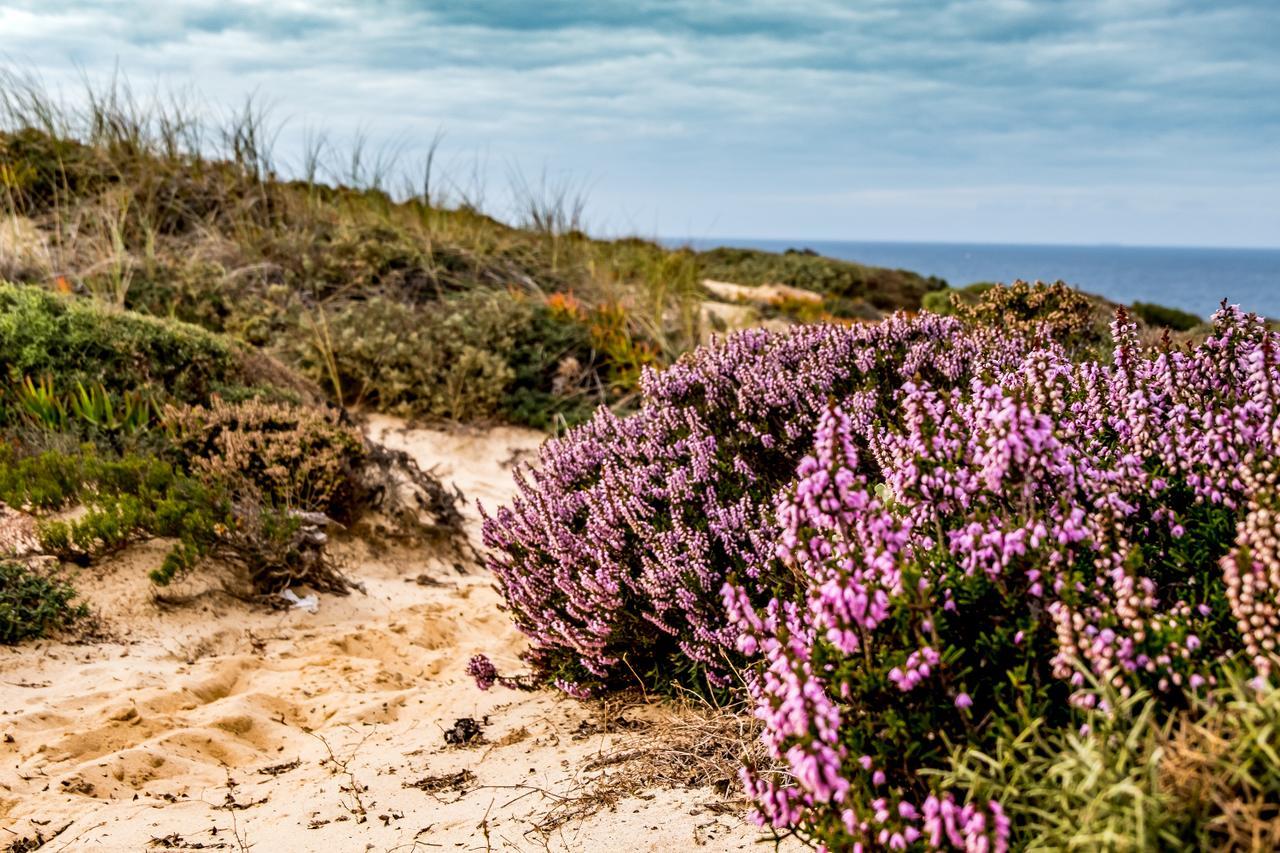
[0,417,778,852]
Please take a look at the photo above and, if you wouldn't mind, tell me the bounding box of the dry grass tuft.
[508,695,770,842]
[1162,705,1280,851]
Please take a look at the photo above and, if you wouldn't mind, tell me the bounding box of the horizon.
[2,1,1277,250]
[668,235,1280,253]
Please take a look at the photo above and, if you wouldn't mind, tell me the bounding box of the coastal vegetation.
[0,73,955,434]
[5,73,1265,852]
[482,283,1280,849]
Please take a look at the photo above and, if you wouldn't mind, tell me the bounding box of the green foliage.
[1,448,225,576]
[0,282,245,413]
[297,290,601,425]
[808,548,1069,809]
[921,290,950,315]
[695,246,946,310]
[920,282,997,316]
[4,375,156,438]
[1132,300,1202,332]
[938,689,1180,851]
[502,301,601,429]
[937,664,1280,851]
[0,560,84,644]
[0,443,151,510]
[69,380,156,434]
[11,375,67,431]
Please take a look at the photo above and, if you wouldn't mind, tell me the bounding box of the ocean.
[679,238,1280,320]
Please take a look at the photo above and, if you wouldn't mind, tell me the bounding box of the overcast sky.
[2,0,1278,247]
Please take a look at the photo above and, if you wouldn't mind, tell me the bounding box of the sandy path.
[0,417,775,852]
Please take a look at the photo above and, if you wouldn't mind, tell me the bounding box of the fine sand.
[0,415,779,852]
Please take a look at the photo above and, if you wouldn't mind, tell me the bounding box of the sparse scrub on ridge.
[695,245,946,312]
[0,72,975,430]
[1131,299,1203,332]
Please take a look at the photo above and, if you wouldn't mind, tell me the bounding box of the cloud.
[1,0,1276,244]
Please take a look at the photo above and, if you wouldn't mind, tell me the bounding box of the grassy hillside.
[0,78,957,429]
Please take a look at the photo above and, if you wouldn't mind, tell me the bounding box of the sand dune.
[0,419,777,852]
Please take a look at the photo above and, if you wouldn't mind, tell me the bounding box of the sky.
[1,0,1278,247]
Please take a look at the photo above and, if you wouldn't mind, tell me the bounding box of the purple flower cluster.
[482,313,1025,690]
[729,304,1280,849]
[484,286,1280,849]
[466,654,499,690]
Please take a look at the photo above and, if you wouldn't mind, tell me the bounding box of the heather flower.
[466,654,498,691]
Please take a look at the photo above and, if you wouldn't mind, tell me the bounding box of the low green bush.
[0,282,247,415]
[0,443,158,510]
[3,447,225,575]
[0,442,345,593]
[297,290,598,426]
[1132,300,1202,331]
[938,664,1280,851]
[0,560,84,643]
[695,246,946,310]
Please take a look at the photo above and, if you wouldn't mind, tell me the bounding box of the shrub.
[695,246,946,311]
[0,282,247,415]
[481,311,1037,694]
[1132,300,1202,332]
[724,305,1276,849]
[937,686,1183,851]
[0,560,84,643]
[297,293,513,420]
[948,279,1104,352]
[164,397,366,519]
[297,290,600,425]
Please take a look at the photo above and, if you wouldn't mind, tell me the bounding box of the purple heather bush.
[729,305,1278,850]
[481,311,1034,692]
[483,283,1280,850]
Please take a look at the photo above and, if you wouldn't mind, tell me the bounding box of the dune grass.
[0,70,950,429]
